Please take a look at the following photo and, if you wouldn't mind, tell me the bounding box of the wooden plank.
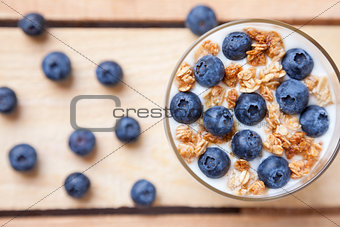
[0,26,339,211]
[1,214,340,227]
[0,0,339,24]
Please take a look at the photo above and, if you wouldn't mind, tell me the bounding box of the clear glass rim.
[164,18,340,201]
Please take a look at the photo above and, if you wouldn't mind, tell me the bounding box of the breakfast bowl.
[164,19,340,201]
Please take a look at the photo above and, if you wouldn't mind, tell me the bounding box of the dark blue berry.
[194,55,225,87]
[64,172,90,198]
[69,130,96,156]
[115,117,141,143]
[222,32,252,60]
[9,144,37,171]
[185,5,217,36]
[203,106,233,137]
[258,156,291,189]
[42,52,71,81]
[232,130,262,161]
[96,61,123,86]
[0,87,17,114]
[198,147,230,179]
[282,48,314,80]
[234,93,267,126]
[18,13,45,36]
[300,105,329,137]
[275,79,309,114]
[170,92,203,124]
[130,179,156,206]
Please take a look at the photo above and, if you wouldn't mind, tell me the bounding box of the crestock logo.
[70,95,171,132]
[70,96,270,132]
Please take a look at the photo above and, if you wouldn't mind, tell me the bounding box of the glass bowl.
[164,19,340,201]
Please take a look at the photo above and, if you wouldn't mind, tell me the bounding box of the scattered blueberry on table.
[282,48,314,80]
[0,87,17,114]
[300,105,329,137]
[64,172,91,198]
[9,144,37,172]
[232,130,262,161]
[170,92,203,124]
[198,147,230,179]
[194,55,225,87]
[222,32,252,60]
[42,51,71,81]
[275,79,309,114]
[96,61,123,86]
[185,5,217,36]
[203,106,233,137]
[18,13,45,36]
[115,117,141,143]
[257,156,291,189]
[130,179,156,207]
[234,93,267,126]
[69,129,96,156]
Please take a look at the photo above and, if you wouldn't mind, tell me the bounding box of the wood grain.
[0,26,339,211]
[0,0,339,24]
[1,214,340,227]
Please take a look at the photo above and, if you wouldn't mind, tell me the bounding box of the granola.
[176,125,209,163]
[238,67,260,93]
[304,75,319,91]
[226,89,238,108]
[248,180,266,195]
[263,133,290,156]
[244,28,285,63]
[259,85,273,102]
[234,159,250,171]
[175,62,195,92]
[311,76,333,106]
[223,64,243,87]
[176,125,197,143]
[227,169,256,195]
[246,43,268,66]
[289,160,310,179]
[194,40,220,62]
[200,129,225,144]
[203,86,226,108]
[259,62,286,85]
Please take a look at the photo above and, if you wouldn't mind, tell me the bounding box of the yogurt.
[166,21,338,198]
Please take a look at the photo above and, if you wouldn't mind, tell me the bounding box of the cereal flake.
[226,89,239,108]
[223,64,243,87]
[203,86,226,108]
[175,62,195,92]
[194,40,220,62]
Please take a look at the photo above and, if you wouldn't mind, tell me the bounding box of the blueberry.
[96,61,123,86]
[194,55,225,87]
[170,92,203,124]
[232,130,262,161]
[300,105,329,137]
[9,144,37,171]
[222,32,252,60]
[275,79,309,114]
[198,147,230,178]
[0,87,17,114]
[234,93,267,126]
[18,13,45,36]
[258,156,291,189]
[185,5,217,36]
[69,129,96,156]
[42,52,71,81]
[130,179,156,206]
[64,172,90,198]
[115,117,141,143]
[282,48,314,80]
[203,106,233,136]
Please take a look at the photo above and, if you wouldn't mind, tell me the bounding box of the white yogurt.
[167,22,338,197]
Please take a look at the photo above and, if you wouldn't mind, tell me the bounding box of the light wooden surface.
[0,0,339,23]
[2,214,340,227]
[0,26,339,211]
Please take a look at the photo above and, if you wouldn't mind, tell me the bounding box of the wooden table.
[0,0,340,226]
